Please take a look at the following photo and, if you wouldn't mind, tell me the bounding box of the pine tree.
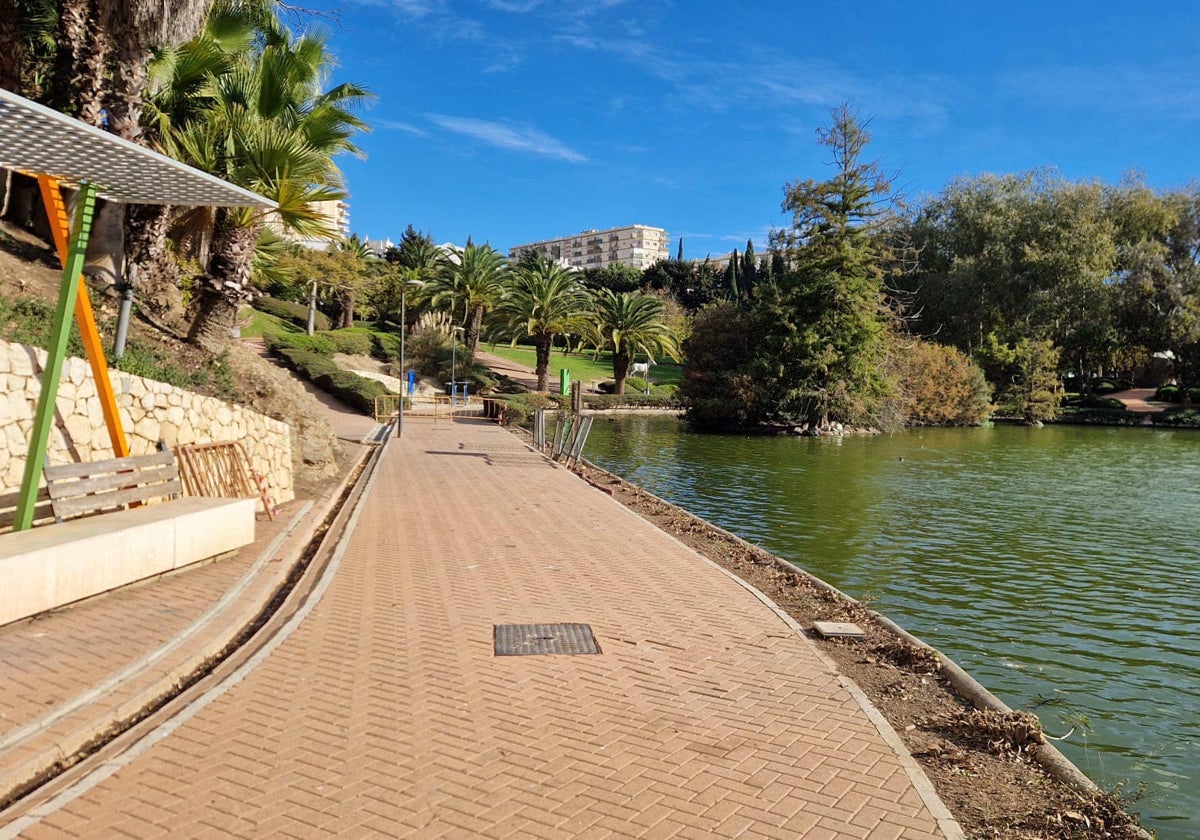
[761,104,897,428]
[676,237,684,261]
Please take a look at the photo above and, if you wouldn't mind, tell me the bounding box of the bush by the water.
[269,346,392,414]
[253,297,331,332]
[1154,408,1200,428]
[585,393,681,410]
[1057,407,1143,426]
[895,340,992,426]
[1154,385,1200,404]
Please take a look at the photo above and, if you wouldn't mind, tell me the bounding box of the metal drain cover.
[494,623,601,656]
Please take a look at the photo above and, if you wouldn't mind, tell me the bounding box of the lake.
[586,416,1199,838]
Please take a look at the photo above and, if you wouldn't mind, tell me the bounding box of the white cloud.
[427,114,588,162]
[377,119,431,136]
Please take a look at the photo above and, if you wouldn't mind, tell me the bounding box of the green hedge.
[319,327,374,357]
[1064,395,1126,411]
[584,393,682,410]
[1154,385,1200,404]
[1057,407,1143,426]
[270,346,392,414]
[265,332,335,355]
[252,297,330,332]
[1091,378,1133,396]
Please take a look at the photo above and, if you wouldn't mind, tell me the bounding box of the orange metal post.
[37,175,130,458]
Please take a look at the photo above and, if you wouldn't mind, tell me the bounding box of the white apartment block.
[509,224,669,270]
[269,199,351,250]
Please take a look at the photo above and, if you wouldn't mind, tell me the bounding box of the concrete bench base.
[0,497,256,627]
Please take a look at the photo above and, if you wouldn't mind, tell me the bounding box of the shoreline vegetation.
[570,454,1150,840]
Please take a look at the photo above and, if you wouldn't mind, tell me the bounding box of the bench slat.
[50,479,183,519]
[43,450,174,481]
[45,463,180,500]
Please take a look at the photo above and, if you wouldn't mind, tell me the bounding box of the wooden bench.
[0,446,256,627]
[44,445,181,522]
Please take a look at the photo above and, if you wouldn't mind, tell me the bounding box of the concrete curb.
[578,459,1139,819]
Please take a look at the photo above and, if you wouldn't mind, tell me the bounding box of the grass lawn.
[239,307,301,338]
[483,343,681,386]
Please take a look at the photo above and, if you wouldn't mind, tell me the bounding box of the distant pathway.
[473,349,541,391]
[1107,388,1171,413]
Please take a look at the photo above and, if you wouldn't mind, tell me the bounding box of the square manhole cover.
[494,623,601,656]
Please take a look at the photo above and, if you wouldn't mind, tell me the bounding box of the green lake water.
[585,417,1199,838]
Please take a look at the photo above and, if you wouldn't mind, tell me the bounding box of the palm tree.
[590,289,680,395]
[159,25,370,351]
[494,258,592,391]
[100,0,215,142]
[429,240,508,364]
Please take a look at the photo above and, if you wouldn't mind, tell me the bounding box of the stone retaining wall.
[0,339,293,503]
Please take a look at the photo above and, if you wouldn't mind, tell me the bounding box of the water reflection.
[587,417,1200,839]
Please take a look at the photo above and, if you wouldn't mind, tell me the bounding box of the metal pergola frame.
[0,88,275,531]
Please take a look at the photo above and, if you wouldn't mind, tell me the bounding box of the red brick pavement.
[3,419,960,838]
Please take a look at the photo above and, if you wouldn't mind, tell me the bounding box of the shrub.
[1057,407,1142,426]
[317,327,373,357]
[897,340,992,426]
[265,332,335,355]
[1154,385,1180,402]
[1064,395,1126,411]
[584,393,680,410]
[253,297,330,332]
[681,302,774,430]
[1092,378,1133,396]
[1154,408,1200,428]
[372,332,402,360]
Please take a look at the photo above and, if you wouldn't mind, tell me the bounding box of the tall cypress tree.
[741,239,758,297]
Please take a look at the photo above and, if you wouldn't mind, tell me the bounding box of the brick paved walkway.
[4,419,959,839]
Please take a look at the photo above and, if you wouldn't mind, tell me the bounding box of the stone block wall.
[0,339,293,503]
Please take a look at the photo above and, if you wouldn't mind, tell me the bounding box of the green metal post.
[13,182,97,530]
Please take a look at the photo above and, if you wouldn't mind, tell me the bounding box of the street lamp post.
[397,278,425,438]
[450,325,465,407]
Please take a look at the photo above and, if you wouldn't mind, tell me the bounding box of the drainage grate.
[494,623,601,656]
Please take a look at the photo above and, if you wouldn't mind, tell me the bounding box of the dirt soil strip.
[575,460,1150,840]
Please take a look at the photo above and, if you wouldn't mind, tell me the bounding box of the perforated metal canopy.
[0,88,273,208]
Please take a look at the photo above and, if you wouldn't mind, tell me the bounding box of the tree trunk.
[0,2,22,93]
[106,41,152,142]
[188,221,259,353]
[124,203,185,326]
[613,348,631,395]
[534,333,552,392]
[464,305,484,365]
[187,288,240,353]
[51,0,107,124]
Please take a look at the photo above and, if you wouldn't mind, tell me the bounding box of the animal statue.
[630,359,657,378]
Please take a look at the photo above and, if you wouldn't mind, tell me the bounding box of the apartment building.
[269,199,351,250]
[509,224,669,271]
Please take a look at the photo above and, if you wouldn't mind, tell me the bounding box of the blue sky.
[307,0,1200,259]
